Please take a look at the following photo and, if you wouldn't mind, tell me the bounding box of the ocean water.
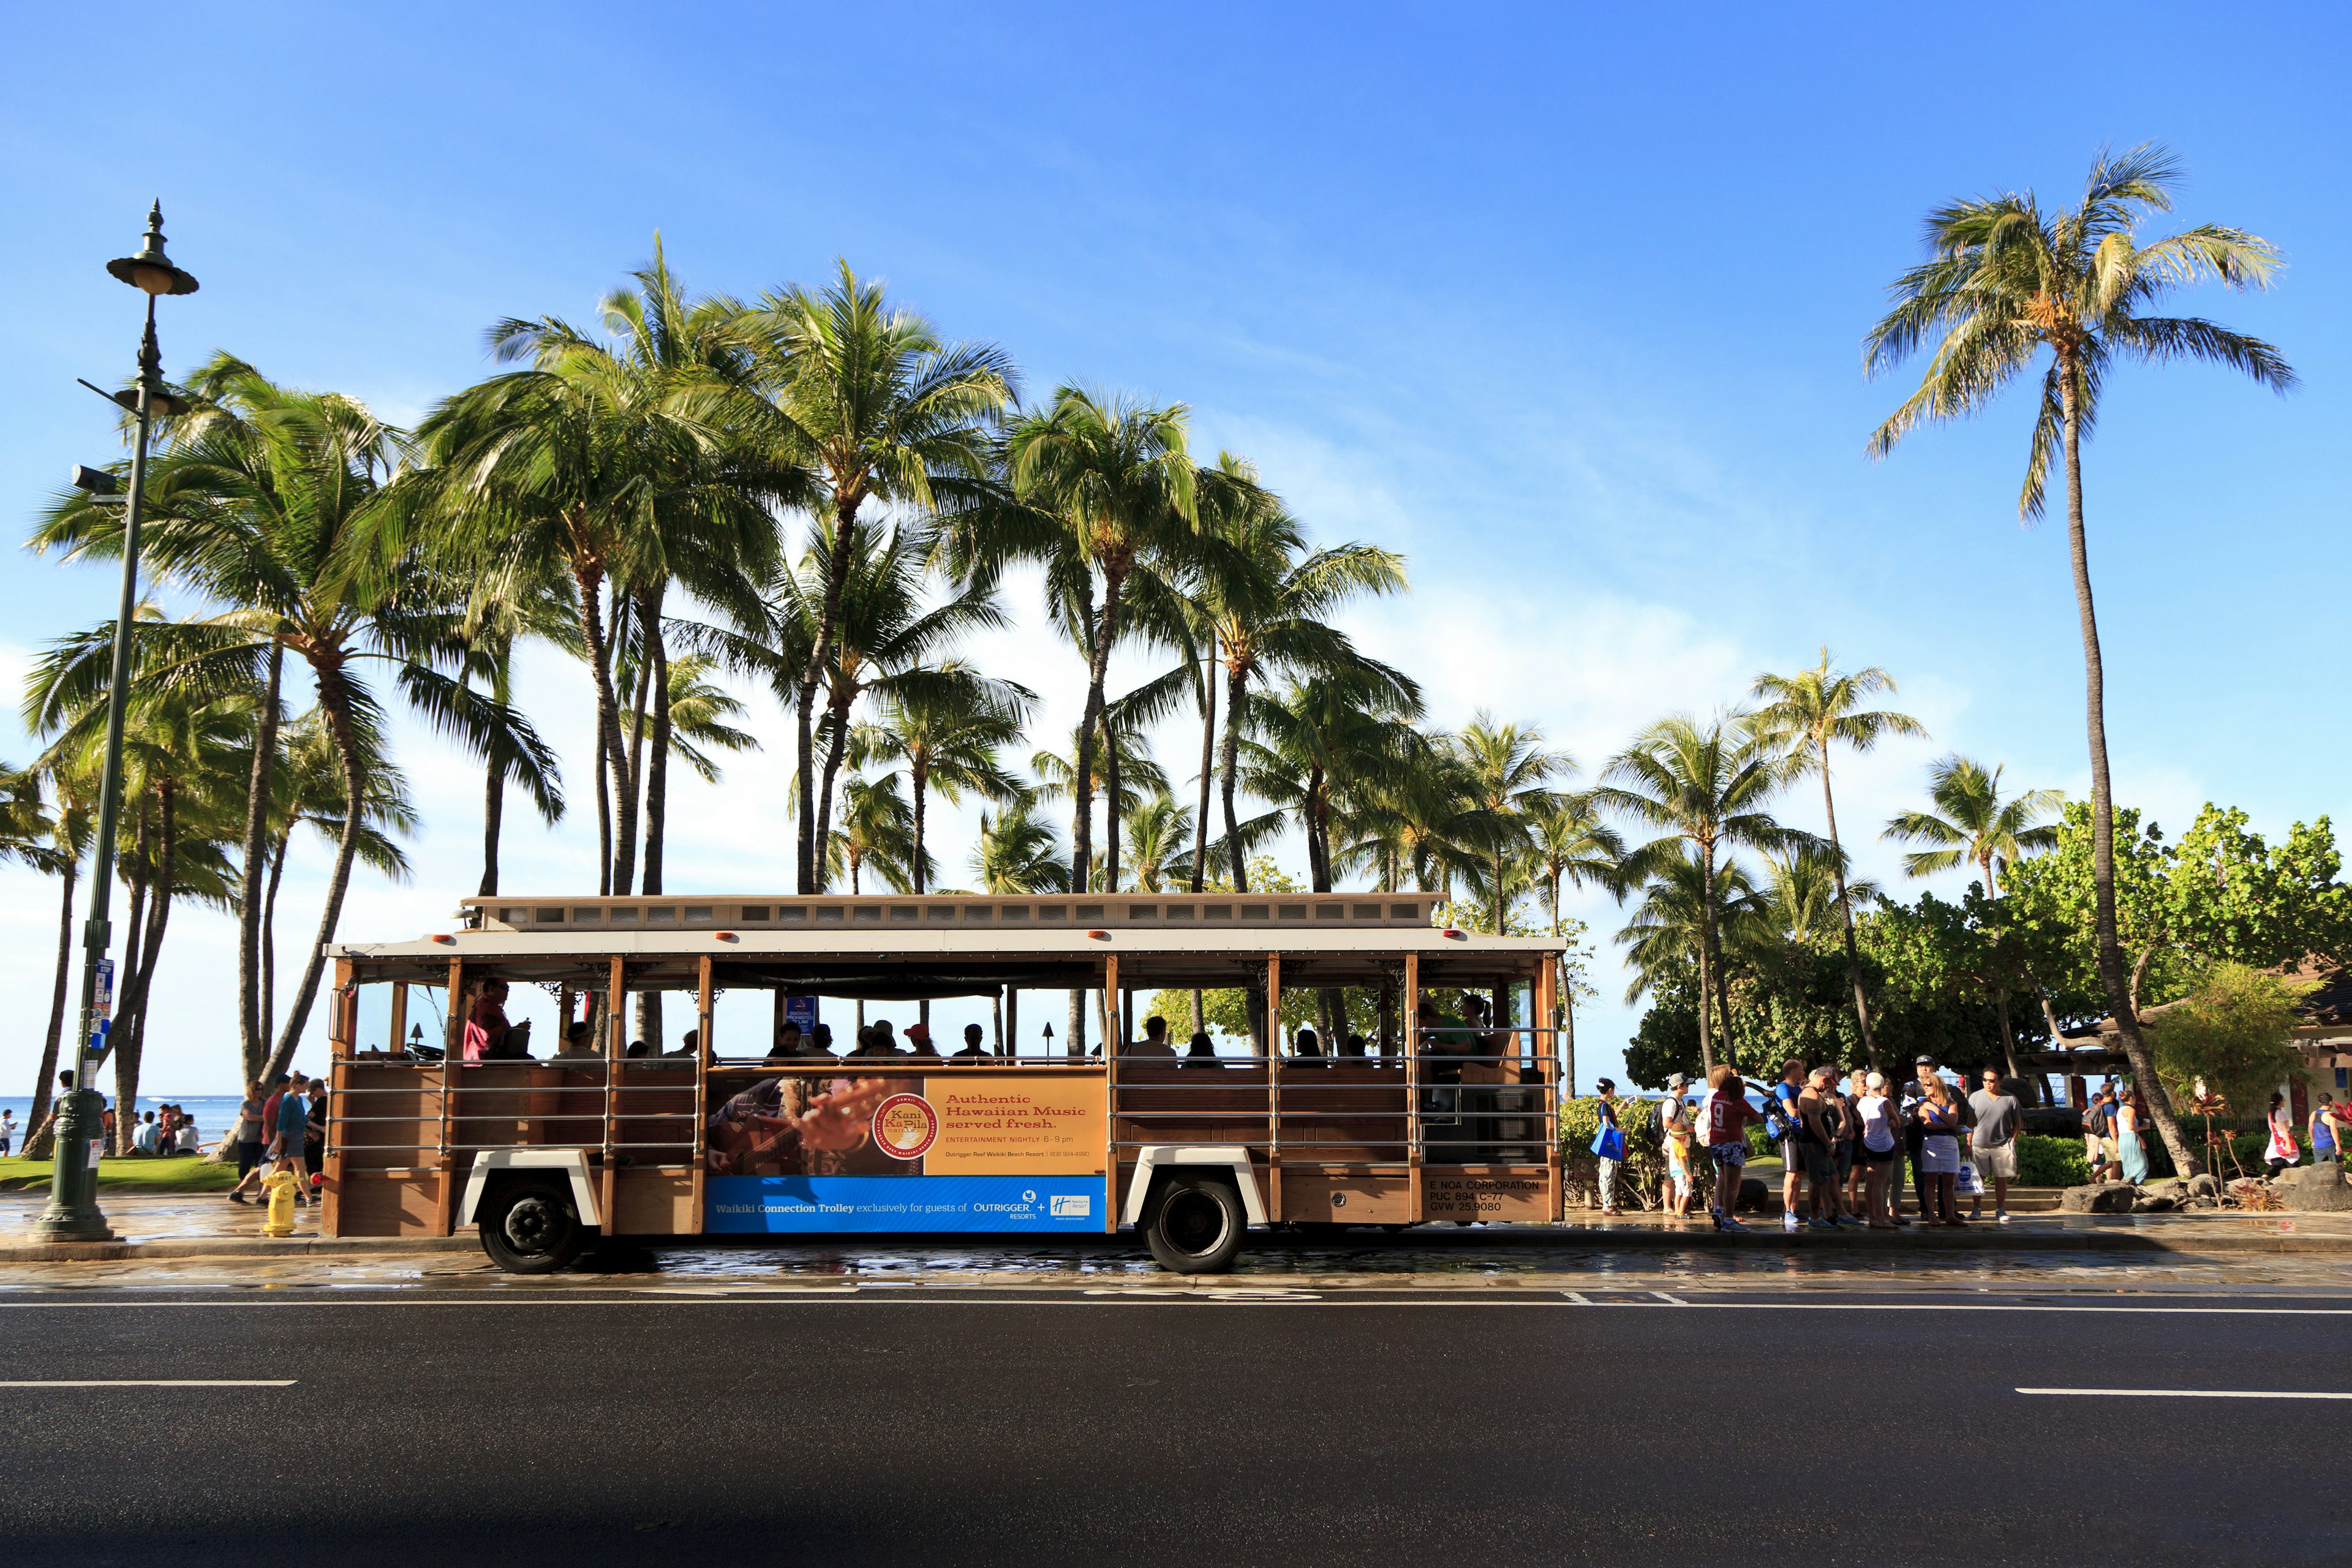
[0,1095,253,1146]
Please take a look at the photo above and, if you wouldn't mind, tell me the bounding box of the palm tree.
[851,663,1030,895]
[456,592,568,897]
[1455,712,1569,939]
[1751,650,1926,1066]
[1597,712,1794,1075]
[1243,671,1422,895]
[1524,791,1622,1093]
[18,758,92,1147]
[1885,754,2064,1086]
[1121,790,1195,892]
[1617,847,1760,1052]
[827,773,920,895]
[1335,738,1487,897]
[1002,387,1206,896]
[970,802,1069,894]
[1866,143,2293,1175]
[1031,715,1171,889]
[627,652,757,785]
[768,522,1014,880]
[1883,754,2063,892]
[413,242,795,898]
[1175,459,1408,891]
[745,263,1015,893]
[32,361,525,1085]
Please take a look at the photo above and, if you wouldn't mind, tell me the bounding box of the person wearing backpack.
[1772,1060,1808,1232]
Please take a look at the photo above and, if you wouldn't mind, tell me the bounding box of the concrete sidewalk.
[7,1192,2351,1264]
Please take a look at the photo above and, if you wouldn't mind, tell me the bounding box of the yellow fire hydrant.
[260,1161,302,1238]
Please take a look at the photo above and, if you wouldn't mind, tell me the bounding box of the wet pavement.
[6,1191,2351,1297]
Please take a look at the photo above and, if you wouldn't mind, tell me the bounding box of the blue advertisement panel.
[706,1175,1106,1234]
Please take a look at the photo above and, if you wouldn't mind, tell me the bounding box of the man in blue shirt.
[1774,1060,1807,1231]
[274,1076,312,1203]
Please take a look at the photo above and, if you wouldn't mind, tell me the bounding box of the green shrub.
[2012,1134,2089,1188]
[1559,1095,1678,1208]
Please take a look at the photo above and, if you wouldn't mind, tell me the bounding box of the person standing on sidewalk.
[1856,1071,1901,1228]
[273,1077,312,1202]
[1703,1065,1763,1232]
[1915,1080,1967,1226]
[1967,1069,2022,1223]
[1594,1079,1624,1215]
[0,1107,15,1156]
[1901,1056,1941,1219]
[1842,1067,1871,1218]
[1659,1074,1695,1219]
[1796,1068,1848,1229]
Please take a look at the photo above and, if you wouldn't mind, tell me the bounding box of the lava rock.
[2062,1182,2138,1215]
[2130,1195,2177,1213]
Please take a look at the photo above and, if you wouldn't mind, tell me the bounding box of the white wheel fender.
[1122,1147,1266,1228]
[461,1149,600,1229]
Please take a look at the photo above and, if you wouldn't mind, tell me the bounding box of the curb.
[0,1235,478,1263]
[6,1223,2343,1265]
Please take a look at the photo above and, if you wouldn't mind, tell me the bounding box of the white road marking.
[2018,1387,2352,1400]
[0,1379,295,1387]
[1655,1292,1687,1305]
[1562,1291,1592,1305]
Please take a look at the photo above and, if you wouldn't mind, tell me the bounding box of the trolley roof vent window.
[889,906,918,923]
[684,907,714,924]
[1240,905,1270,921]
[926,905,955,922]
[535,908,565,923]
[740,906,770,922]
[572,908,603,925]
[649,907,678,925]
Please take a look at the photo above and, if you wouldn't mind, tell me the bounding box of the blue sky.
[2,4,2345,1095]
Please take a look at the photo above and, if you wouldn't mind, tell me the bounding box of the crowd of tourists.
[1619,1055,2032,1232]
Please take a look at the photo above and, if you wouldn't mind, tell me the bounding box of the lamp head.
[106,202,198,298]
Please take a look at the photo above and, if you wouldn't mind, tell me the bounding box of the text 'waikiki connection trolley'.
[320,892,1566,1273]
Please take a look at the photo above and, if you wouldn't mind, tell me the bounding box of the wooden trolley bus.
[318,891,1566,1273]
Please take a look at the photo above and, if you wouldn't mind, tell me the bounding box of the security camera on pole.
[30,204,198,1244]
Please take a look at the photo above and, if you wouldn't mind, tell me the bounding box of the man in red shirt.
[1702,1063,1763,1232]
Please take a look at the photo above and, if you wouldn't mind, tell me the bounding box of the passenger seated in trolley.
[1183,1030,1218,1062]
[950,1023,990,1062]
[767,1020,805,1060]
[902,1023,942,1061]
[1289,1026,1325,1063]
[554,1021,600,1060]
[1124,1016,1176,1058]
[1340,1031,1368,1058]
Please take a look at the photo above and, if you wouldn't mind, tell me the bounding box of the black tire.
[478,1180,587,1274]
[1144,1171,1246,1274]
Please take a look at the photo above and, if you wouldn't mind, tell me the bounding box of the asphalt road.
[3,1283,2346,1566]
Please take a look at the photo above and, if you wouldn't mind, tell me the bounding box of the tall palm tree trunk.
[795,504,862,894]
[262,831,289,1045]
[1193,638,1215,893]
[1102,709,1121,892]
[238,642,283,1074]
[264,666,368,1084]
[1693,853,1717,1076]
[1816,739,1879,1069]
[815,699,852,887]
[576,561,627,897]
[1071,571,1124,896]
[2060,377,2197,1176]
[480,753,505,898]
[641,605,673,897]
[116,792,176,1152]
[29,861,77,1138]
[616,608,653,896]
[1219,664,1249,892]
[911,767,929,895]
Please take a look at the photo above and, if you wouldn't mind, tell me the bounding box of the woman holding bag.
[1592,1079,1626,1215]
[2264,1091,2301,1178]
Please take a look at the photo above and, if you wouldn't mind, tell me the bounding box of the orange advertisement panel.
[924,1074,1104,1174]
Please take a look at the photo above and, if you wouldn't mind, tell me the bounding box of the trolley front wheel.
[478,1180,587,1274]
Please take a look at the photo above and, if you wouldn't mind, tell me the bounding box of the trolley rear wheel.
[1143,1172,1246,1274]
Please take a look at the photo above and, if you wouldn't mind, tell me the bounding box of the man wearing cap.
[1657,1073,1695,1219]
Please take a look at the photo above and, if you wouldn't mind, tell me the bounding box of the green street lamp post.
[31,203,198,1243]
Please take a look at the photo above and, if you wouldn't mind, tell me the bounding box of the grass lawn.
[0,1155,240,1193]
